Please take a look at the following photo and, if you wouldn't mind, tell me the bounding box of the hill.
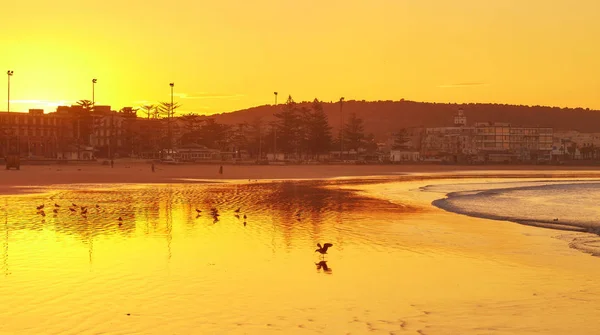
[204,100,600,141]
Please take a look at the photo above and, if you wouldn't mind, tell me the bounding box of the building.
[416,109,553,163]
[0,109,70,158]
[390,150,420,162]
[474,122,553,162]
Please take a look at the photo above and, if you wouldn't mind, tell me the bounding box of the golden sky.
[1,0,599,115]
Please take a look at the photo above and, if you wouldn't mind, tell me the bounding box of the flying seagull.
[315,243,333,256]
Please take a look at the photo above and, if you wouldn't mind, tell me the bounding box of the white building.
[390,150,420,162]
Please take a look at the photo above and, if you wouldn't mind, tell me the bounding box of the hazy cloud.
[11,99,74,106]
[438,83,489,88]
[174,92,245,100]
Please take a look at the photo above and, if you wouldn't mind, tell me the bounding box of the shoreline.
[2,163,600,195]
[429,180,600,257]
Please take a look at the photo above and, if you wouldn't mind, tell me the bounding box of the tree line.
[68,96,378,159]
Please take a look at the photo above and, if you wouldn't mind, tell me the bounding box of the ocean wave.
[429,180,600,256]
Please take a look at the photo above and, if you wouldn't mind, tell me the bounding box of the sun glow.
[1,0,600,115]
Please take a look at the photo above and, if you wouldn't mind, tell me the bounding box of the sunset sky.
[1,0,599,115]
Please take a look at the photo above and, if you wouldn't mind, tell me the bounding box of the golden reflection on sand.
[0,178,599,334]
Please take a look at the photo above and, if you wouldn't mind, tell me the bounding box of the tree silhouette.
[305,98,332,157]
[392,128,411,150]
[273,95,301,155]
[76,99,94,112]
[139,104,155,119]
[157,102,182,118]
[343,113,366,152]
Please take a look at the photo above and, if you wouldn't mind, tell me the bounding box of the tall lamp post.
[169,82,174,154]
[7,71,13,113]
[92,78,97,105]
[339,97,344,161]
[274,91,278,105]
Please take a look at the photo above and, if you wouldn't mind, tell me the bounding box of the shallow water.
[2,178,600,334]
[0,181,427,334]
[427,179,600,255]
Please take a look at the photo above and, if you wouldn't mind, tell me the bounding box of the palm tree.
[139,104,155,119]
[76,99,94,112]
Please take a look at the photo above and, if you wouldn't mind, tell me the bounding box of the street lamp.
[274,92,278,105]
[92,78,97,105]
[340,97,344,160]
[169,82,174,152]
[7,70,13,113]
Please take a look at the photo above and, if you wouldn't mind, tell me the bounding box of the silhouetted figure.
[243,214,247,220]
[243,221,247,226]
[219,165,223,175]
[110,159,114,168]
[151,163,155,172]
[315,260,332,274]
[315,243,333,257]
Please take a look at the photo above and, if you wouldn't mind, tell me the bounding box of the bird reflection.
[315,260,332,274]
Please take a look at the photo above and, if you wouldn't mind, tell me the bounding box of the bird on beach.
[234,207,241,213]
[243,214,247,220]
[72,203,77,207]
[315,243,333,257]
[69,207,76,213]
[36,204,44,210]
[53,209,58,214]
[196,209,202,214]
[118,217,123,221]
[553,218,559,222]
[54,203,60,208]
[40,211,46,217]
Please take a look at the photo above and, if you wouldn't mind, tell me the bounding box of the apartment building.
[0,109,72,158]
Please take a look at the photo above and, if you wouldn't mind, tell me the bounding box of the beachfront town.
[0,104,596,165]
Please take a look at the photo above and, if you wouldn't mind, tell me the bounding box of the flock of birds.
[195,206,250,225]
[36,203,125,225]
[34,202,334,261]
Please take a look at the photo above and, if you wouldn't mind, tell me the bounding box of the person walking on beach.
[219,165,223,175]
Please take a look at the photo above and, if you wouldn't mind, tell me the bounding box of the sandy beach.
[2,164,600,334]
[3,161,600,194]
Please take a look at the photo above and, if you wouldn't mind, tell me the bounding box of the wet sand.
[1,168,600,334]
[2,162,600,195]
